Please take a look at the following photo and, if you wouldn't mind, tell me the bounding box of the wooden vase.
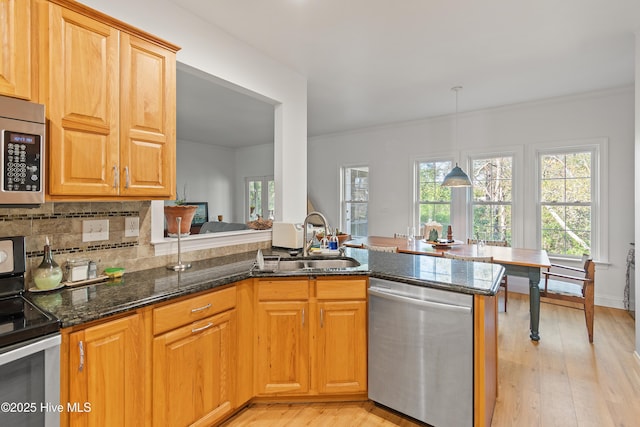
[164,205,197,236]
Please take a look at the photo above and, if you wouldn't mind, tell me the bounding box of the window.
[471,156,513,243]
[246,176,275,221]
[341,166,368,237]
[539,150,593,257]
[416,160,452,233]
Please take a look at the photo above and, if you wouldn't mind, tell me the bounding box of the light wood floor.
[222,293,640,426]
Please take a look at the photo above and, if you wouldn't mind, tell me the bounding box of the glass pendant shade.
[442,163,472,187]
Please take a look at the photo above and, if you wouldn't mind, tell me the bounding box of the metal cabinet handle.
[191,303,212,313]
[301,308,305,326]
[320,309,324,328]
[191,322,213,333]
[113,165,119,188]
[124,166,130,188]
[78,341,84,372]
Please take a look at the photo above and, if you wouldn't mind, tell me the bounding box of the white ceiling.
[172,0,639,142]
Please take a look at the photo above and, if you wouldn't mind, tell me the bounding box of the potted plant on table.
[164,185,197,236]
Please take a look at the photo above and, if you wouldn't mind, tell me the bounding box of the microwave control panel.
[2,131,42,192]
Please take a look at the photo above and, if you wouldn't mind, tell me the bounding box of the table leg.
[528,268,541,341]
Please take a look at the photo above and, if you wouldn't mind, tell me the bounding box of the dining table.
[345,236,551,341]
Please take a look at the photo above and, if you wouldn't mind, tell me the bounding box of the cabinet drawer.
[316,278,367,300]
[153,286,236,335]
[257,280,309,301]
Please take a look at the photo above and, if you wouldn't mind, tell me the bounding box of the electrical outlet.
[125,217,139,237]
[82,219,109,242]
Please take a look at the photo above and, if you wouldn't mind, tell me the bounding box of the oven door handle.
[0,334,61,366]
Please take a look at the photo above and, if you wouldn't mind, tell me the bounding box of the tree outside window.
[540,151,592,256]
[471,156,512,243]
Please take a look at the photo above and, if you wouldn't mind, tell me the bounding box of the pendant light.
[442,86,472,187]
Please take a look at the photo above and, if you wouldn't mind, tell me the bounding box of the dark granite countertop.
[28,247,503,328]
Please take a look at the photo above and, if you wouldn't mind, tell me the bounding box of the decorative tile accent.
[1,201,269,281]
[0,202,145,259]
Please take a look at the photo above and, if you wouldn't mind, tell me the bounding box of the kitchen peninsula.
[29,247,502,427]
[346,236,551,341]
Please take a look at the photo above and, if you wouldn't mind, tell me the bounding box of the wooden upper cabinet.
[0,0,36,100]
[45,5,120,196]
[119,33,176,197]
[41,0,178,199]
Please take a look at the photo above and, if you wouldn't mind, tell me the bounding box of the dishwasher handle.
[368,287,472,314]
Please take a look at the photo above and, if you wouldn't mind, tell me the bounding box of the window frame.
[412,156,457,237]
[340,164,369,237]
[466,150,518,245]
[532,138,608,262]
[245,175,275,222]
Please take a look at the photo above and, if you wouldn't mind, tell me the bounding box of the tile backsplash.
[0,201,268,287]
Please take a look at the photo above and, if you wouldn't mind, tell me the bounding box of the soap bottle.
[33,237,63,290]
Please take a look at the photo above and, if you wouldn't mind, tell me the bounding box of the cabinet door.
[315,300,367,394]
[119,33,175,198]
[67,314,145,427]
[153,310,236,427]
[45,4,120,196]
[255,301,309,395]
[0,0,35,100]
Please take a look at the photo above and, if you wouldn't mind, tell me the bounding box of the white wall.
[79,0,307,222]
[173,140,275,224]
[309,87,635,309]
[234,144,275,221]
[174,140,235,222]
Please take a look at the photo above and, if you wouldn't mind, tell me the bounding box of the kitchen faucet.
[302,211,330,257]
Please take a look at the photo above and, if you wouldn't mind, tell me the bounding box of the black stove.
[0,236,59,349]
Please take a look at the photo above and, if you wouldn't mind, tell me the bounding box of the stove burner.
[0,237,60,349]
[0,295,60,348]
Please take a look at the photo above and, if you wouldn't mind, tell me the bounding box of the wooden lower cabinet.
[255,300,310,395]
[254,276,368,397]
[474,293,498,427]
[315,300,367,394]
[153,310,236,427]
[63,312,146,427]
[60,277,369,426]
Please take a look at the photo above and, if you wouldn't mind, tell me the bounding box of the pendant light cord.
[451,86,462,147]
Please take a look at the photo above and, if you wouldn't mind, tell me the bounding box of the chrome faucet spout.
[302,211,330,257]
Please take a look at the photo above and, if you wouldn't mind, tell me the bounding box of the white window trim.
[411,154,465,238]
[529,138,608,263]
[245,175,274,222]
[340,163,369,236]
[463,145,524,247]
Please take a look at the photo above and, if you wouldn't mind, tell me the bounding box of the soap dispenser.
[33,236,63,290]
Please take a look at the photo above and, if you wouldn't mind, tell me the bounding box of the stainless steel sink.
[256,256,361,272]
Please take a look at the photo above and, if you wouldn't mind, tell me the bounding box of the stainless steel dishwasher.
[368,277,473,427]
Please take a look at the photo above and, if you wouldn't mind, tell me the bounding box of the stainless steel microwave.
[0,95,45,206]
